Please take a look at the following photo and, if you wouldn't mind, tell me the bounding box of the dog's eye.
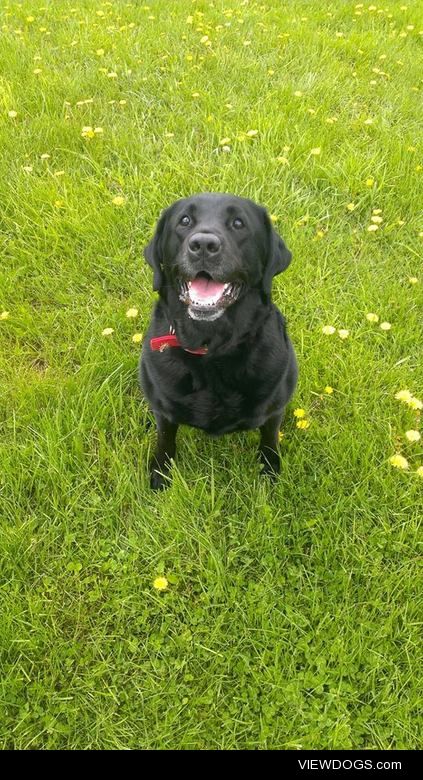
[232,217,244,229]
[180,215,191,226]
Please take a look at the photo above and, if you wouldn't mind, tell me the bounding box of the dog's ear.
[144,208,169,292]
[261,208,292,297]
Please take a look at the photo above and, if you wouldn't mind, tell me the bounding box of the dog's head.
[144,193,291,321]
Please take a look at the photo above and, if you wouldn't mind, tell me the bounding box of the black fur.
[140,193,298,489]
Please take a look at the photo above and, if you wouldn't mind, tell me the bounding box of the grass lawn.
[0,0,422,750]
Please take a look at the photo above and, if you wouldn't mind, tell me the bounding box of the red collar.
[150,326,208,356]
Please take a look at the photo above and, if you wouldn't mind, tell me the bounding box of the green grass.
[0,0,422,750]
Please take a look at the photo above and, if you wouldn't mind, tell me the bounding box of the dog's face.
[145,193,292,321]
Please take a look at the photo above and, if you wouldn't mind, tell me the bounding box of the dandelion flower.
[367,224,379,232]
[8,110,17,118]
[346,202,356,211]
[278,430,284,441]
[395,389,412,402]
[132,333,143,344]
[365,177,374,187]
[112,196,125,206]
[153,576,168,591]
[126,307,138,318]
[389,454,409,470]
[338,329,349,339]
[371,215,383,224]
[366,312,379,323]
[408,397,423,411]
[405,430,421,443]
[416,466,423,478]
[1,311,9,320]
[246,129,258,137]
[40,153,50,160]
[322,325,336,335]
[294,408,306,418]
[310,147,321,155]
[380,321,391,331]
[324,386,334,394]
[296,419,310,429]
[81,126,95,139]
[277,156,289,165]
[94,127,104,134]
[294,90,303,97]
[408,277,418,284]
[102,327,114,336]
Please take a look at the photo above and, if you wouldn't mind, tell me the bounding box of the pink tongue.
[189,277,225,303]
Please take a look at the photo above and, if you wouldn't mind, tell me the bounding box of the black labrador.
[140,193,298,489]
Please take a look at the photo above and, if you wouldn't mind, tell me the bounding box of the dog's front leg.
[258,412,283,477]
[149,414,178,490]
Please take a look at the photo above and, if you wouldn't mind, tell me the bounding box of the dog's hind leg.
[149,414,179,490]
[258,412,284,477]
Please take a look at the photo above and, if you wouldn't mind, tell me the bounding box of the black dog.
[140,193,298,489]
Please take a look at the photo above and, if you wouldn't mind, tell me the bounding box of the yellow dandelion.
[380,321,391,331]
[366,312,379,323]
[294,90,303,97]
[8,110,18,118]
[22,165,33,173]
[367,224,379,232]
[132,333,143,344]
[94,127,104,134]
[278,430,284,441]
[246,129,258,137]
[310,147,321,155]
[107,71,118,79]
[346,203,356,211]
[1,311,10,320]
[81,126,95,139]
[408,277,419,284]
[153,576,168,591]
[40,153,50,160]
[119,100,127,106]
[101,327,114,336]
[416,466,423,478]
[112,196,125,206]
[405,430,421,443]
[33,68,42,75]
[395,389,412,402]
[277,156,289,165]
[53,171,65,177]
[126,307,138,318]
[371,215,383,224]
[372,209,383,215]
[294,408,306,418]
[365,177,375,187]
[54,199,64,208]
[296,419,310,430]
[324,386,334,394]
[96,48,105,56]
[364,118,374,125]
[338,329,349,339]
[389,454,409,470]
[408,397,423,411]
[322,325,336,335]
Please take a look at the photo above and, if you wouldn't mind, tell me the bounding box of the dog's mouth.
[179,272,241,321]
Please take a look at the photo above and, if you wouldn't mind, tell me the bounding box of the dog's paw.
[150,468,170,490]
[259,448,280,478]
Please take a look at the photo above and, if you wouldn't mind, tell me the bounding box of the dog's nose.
[188,232,221,259]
